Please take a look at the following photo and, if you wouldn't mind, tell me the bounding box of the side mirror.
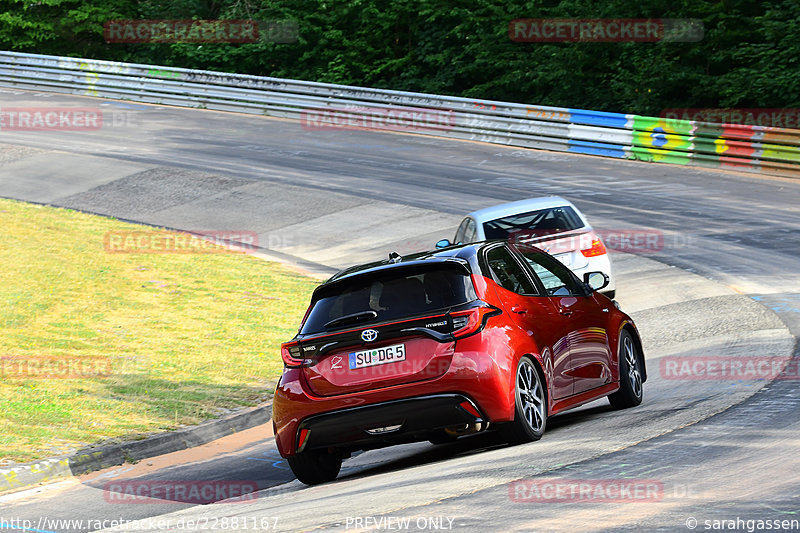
[435,239,452,249]
[583,272,610,292]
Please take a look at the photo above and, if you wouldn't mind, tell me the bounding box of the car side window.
[516,247,583,296]
[485,245,538,295]
[454,218,470,243]
[462,218,477,243]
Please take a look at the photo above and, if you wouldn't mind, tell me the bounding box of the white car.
[437,196,615,298]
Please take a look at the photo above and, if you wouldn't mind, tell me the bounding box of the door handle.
[559,309,573,317]
[511,306,528,314]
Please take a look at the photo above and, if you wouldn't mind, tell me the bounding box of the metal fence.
[1,51,798,178]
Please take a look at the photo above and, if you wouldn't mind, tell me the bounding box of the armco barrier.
[1,51,798,178]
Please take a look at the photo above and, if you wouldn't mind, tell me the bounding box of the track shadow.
[336,399,619,483]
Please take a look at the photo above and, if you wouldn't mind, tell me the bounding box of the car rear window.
[300,265,478,335]
[483,206,584,241]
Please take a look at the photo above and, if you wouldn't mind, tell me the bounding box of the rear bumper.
[295,394,484,453]
[273,327,529,457]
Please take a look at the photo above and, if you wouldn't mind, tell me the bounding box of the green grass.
[0,199,319,463]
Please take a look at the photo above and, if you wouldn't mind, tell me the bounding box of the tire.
[286,449,342,485]
[608,330,643,409]
[501,356,547,444]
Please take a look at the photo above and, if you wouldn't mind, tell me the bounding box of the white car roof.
[467,196,587,225]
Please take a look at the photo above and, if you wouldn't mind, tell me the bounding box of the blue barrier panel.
[567,139,627,158]
[569,108,630,128]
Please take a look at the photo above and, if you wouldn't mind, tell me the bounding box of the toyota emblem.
[361,329,379,342]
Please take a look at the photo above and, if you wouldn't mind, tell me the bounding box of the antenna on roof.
[388,251,402,263]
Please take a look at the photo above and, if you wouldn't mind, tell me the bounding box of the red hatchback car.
[273,242,646,484]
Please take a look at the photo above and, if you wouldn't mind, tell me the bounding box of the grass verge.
[0,198,319,464]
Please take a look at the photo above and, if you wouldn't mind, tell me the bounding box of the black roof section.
[325,242,484,285]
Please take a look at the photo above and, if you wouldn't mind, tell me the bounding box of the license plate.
[554,252,572,266]
[349,343,406,370]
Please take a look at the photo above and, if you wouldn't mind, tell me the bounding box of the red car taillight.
[580,236,607,257]
[458,400,482,419]
[297,428,311,452]
[450,306,501,339]
[281,342,307,368]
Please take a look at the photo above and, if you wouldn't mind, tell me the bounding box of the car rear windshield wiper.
[323,310,378,329]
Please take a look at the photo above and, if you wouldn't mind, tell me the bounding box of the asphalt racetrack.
[1,89,799,532]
